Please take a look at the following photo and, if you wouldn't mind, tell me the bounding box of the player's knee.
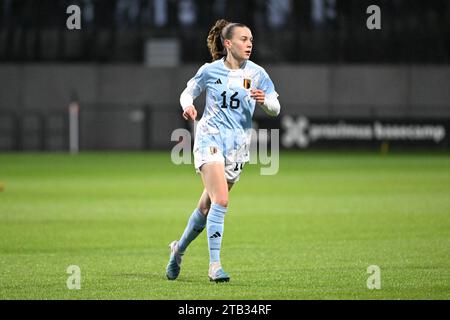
[198,205,210,216]
[213,197,228,208]
[197,196,211,215]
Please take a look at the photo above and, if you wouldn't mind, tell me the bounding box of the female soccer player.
[166,19,281,282]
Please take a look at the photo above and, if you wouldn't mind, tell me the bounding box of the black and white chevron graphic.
[209,231,221,239]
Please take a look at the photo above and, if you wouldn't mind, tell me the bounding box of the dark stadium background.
[0,0,449,152]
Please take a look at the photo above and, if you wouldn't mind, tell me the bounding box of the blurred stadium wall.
[0,0,449,151]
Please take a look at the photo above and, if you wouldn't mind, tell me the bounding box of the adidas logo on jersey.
[215,79,222,84]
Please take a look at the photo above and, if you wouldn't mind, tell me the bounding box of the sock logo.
[209,231,221,239]
[193,227,204,233]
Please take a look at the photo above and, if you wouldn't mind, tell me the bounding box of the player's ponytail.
[207,19,230,61]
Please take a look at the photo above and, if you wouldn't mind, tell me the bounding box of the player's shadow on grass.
[114,273,199,283]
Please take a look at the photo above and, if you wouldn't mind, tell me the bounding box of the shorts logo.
[209,146,218,155]
[243,78,251,89]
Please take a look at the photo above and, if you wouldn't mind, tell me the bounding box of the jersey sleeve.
[258,68,279,100]
[184,63,209,99]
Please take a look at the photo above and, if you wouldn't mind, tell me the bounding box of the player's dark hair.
[207,19,248,61]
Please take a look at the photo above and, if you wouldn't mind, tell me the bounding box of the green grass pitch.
[0,151,449,299]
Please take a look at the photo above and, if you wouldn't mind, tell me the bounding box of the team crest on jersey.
[243,78,251,89]
[209,146,218,155]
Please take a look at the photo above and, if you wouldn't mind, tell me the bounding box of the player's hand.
[250,89,265,104]
[182,105,197,121]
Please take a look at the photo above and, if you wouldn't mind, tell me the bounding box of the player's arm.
[179,64,208,121]
[251,90,281,117]
[180,89,197,121]
[252,68,281,117]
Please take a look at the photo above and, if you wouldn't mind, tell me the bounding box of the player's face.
[227,27,253,61]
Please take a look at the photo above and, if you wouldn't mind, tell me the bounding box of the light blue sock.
[207,203,227,263]
[178,208,207,253]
